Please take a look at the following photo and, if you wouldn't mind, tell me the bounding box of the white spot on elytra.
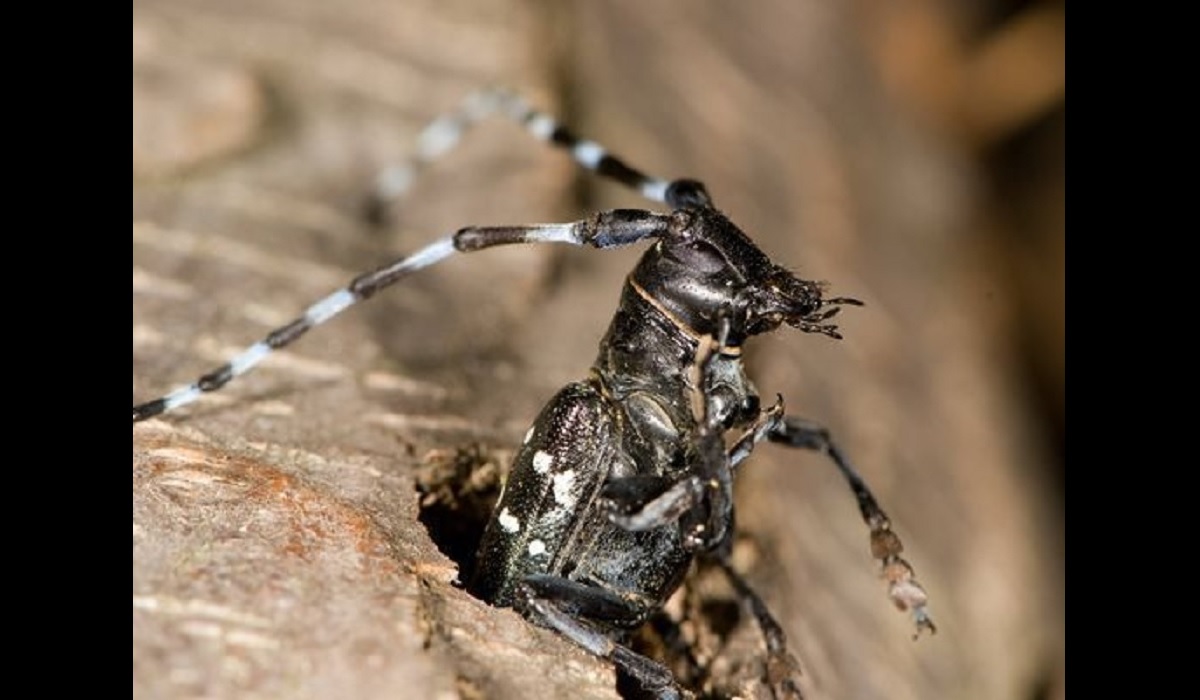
[532,450,553,474]
[498,507,520,533]
[552,470,576,506]
[523,426,534,445]
[528,539,547,556]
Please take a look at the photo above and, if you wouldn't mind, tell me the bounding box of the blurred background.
[134,0,1063,698]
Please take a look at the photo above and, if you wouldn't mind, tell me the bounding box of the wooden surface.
[133,1,1064,698]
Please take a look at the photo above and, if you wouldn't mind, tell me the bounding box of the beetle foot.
[764,648,804,699]
[872,529,936,638]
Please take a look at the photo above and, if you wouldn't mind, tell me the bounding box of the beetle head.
[631,206,861,345]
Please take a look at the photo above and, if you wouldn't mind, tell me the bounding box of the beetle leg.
[767,416,936,637]
[710,558,804,700]
[601,475,705,540]
[517,577,690,700]
[603,386,782,530]
[728,395,786,469]
[521,574,651,628]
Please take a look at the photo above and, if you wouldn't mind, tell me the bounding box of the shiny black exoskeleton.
[132,91,935,700]
[468,183,932,700]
